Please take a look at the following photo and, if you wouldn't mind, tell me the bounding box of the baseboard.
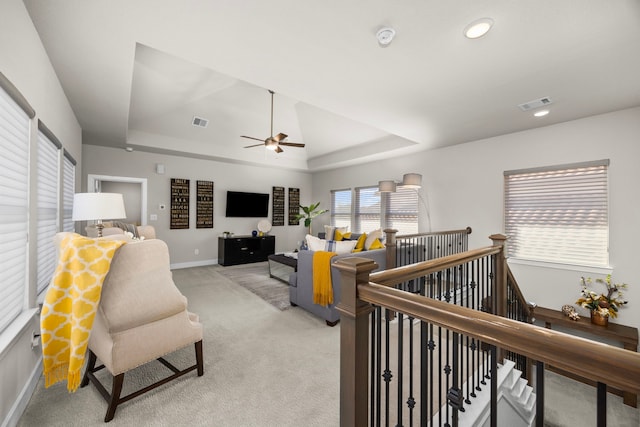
[1,359,42,427]
[170,259,217,270]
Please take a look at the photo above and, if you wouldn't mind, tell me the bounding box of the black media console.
[218,235,275,266]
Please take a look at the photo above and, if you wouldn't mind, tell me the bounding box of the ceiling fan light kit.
[241,90,305,153]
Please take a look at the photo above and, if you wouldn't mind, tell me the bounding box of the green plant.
[293,202,328,234]
[576,275,628,318]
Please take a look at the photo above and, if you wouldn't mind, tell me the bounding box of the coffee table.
[267,253,298,284]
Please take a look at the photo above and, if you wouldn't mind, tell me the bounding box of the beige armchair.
[80,238,203,422]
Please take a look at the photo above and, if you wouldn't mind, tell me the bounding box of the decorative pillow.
[364,229,383,250]
[325,239,357,254]
[335,230,352,241]
[306,234,326,252]
[355,233,367,251]
[368,238,385,250]
[324,225,348,240]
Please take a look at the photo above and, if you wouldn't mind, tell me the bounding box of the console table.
[533,306,638,407]
[218,235,275,266]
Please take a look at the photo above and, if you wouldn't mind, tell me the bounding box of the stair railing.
[336,235,640,427]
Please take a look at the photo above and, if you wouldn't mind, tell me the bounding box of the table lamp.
[72,192,127,237]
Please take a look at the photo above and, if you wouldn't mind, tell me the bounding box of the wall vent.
[518,97,553,111]
[192,116,209,128]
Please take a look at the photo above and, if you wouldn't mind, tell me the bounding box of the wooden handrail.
[395,226,472,240]
[371,245,501,287]
[357,282,640,395]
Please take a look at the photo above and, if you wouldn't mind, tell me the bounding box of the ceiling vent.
[192,116,209,128]
[518,97,553,111]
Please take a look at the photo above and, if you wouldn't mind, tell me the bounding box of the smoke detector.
[192,116,209,128]
[376,27,396,47]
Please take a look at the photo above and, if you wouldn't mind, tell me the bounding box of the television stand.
[218,235,275,266]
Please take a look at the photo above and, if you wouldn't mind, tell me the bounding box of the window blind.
[0,86,30,333]
[330,189,352,229]
[354,186,380,233]
[386,186,418,235]
[504,160,609,267]
[36,126,61,295]
[62,151,76,232]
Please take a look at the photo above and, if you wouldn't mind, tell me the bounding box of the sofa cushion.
[324,225,348,240]
[365,229,383,250]
[325,239,357,254]
[306,234,326,251]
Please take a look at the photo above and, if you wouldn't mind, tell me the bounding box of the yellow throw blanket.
[312,251,337,307]
[40,233,126,392]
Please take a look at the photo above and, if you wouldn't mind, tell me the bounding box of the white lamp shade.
[72,193,127,221]
[378,180,397,193]
[401,173,422,189]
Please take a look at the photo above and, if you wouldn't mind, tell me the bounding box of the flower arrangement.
[576,275,628,318]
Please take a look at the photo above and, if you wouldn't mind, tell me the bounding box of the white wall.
[82,145,312,266]
[312,107,640,337]
[0,0,82,425]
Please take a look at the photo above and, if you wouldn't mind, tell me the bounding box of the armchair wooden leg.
[81,350,97,388]
[195,340,204,376]
[104,373,124,422]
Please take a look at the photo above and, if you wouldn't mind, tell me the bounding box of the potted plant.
[576,275,628,326]
[294,202,328,235]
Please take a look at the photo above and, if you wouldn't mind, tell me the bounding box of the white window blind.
[354,186,380,233]
[62,151,76,232]
[0,86,30,333]
[330,189,352,229]
[504,160,609,267]
[36,126,61,295]
[386,186,418,235]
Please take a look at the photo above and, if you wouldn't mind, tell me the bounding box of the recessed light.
[376,27,396,47]
[464,18,494,39]
[534,110,550,117]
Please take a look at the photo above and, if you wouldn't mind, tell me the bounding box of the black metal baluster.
[407,314,415,427]
[371,306,377,427]
[490,345,497,427]
[384,309,392,427]
[376,306,382,427]
[536,360,544,427]
[397,313,404,427]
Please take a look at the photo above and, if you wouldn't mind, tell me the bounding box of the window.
[62,151,76,232]
[36,122,61,295]
[385,186,419,235]
[0,80,32,333]
[354,186,381,233]
[331,185,419,234]
[504,160,609,267]
[330,189,351,229]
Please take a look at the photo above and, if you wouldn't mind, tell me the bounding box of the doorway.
[87,174,148,225]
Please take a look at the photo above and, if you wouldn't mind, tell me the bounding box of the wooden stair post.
[335,257,378,427]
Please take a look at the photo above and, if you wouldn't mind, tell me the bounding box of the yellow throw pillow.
[335,230,352,241]
[355,233,367,251]
[364,229,383,250]
[368,238,385,250]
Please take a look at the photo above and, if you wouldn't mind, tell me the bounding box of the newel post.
[335,257,377,427]
[384,228,398,270]
[489,234,508,319]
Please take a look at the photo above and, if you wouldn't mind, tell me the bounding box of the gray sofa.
[289,248,386,326]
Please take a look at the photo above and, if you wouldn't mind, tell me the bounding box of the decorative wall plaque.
[170,178,190,229]
[196,180,214,229]
[272,186,285,226]
[288,187,300,226]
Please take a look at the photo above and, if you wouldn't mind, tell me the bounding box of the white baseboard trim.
[1,359,42,427]
[170,259,217,270]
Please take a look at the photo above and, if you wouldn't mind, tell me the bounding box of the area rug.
[217,262,291,311]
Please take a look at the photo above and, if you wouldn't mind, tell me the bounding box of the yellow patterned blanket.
[40,233,126,392]
[312,251,337,307]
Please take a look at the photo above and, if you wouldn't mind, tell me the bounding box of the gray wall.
[82,145,312,267]
[0,0,82,425]
[312,107,640,336]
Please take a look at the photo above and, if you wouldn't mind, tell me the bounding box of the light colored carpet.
[18,264,339,427]
[217,262,291,311]
[17,263,639,426]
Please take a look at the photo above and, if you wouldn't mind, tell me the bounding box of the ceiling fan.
[242,90,305,153]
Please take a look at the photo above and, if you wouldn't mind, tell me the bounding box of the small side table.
[267,253,298,284]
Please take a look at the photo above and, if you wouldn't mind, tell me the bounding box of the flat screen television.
[225,191,269,218]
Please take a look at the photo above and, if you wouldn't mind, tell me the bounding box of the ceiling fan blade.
[273,132,288,142]
[241,135,265,142]
[278,142,305,148]
[275,146,284,153]
[243,143,265,148]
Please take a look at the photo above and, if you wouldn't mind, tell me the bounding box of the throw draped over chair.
[79,238,203,422]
